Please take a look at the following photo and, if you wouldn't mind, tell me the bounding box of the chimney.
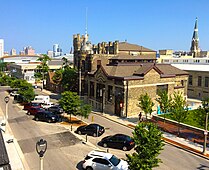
[97,60,101,69]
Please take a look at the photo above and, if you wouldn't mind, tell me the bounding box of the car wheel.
[78,131,82,135]
[48,119,52,123]
[122,146,128,151]
[93,133,97,137]
[86,167,93,170]
[35,117,39,121]
[103,143,107,148]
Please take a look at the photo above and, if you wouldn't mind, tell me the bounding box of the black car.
[34,111,60,123]
[48,105,63,114]
[75,123,105,137]
[99,134,135,151]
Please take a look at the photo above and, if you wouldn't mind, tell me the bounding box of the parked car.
[75,123,105,137]
[10,90,18,96]
[27,107,45,115]
[82,150,129,170]
[99,134,135,151]
[23,102,42,110]
[34,111,60,123]
[41,102,55,109]
[32,95,50,104]
[48,105,63,114]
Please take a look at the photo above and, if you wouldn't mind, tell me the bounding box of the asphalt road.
[1,86,209,170]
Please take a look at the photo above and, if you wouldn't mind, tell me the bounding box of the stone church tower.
[190,17,200,57]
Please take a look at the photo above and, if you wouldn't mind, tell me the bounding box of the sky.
[0,0,209,54]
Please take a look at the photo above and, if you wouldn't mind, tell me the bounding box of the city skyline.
[0,0,209,54]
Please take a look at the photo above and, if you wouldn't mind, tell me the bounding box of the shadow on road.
[196,163,209,170]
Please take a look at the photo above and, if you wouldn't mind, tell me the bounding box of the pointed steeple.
[190,17,200,57]
[192,17,199,41]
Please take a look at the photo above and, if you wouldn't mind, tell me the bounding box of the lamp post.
[4,96,10,133]
[203,112,208,155]
[36,139,47,170]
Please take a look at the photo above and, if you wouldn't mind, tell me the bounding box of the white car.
[82,150,129,170]
[41,102,55,109]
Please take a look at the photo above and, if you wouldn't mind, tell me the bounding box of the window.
[189,75,193,85]
[156,84,168,95]
[181,80,184,86]
[96,83,104,102]
[90,81,94,97]
[92,158,110,165]
[205,77,209,87]
[108,85,113,102]
[198,76,202,87]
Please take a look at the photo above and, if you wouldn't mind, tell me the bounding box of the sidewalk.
[91,111,209,159]
[0,106,29,170]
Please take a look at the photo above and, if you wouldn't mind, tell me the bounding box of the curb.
[91,112,209,160]
[0,96,30,170]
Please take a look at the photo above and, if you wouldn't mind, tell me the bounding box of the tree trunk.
[70,113,72,123]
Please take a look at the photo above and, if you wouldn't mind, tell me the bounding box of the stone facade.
[87,63,188,117]
[187,70,209,100]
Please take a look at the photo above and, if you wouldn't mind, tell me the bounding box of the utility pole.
[203,112,208,155]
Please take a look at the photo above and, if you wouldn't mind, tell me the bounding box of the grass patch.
[159,109,205,129]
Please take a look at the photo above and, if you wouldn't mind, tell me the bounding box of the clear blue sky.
[0,0,209,54]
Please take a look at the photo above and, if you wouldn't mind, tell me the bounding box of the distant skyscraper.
[19,51,25,55]
[24,46,35,55]
[0,39,4,57]
[10,48,16,55]
[190,17,200,57]
[53,44,62,57]
[47,50,53,58]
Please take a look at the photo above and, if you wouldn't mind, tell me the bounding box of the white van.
[32,95,50,104]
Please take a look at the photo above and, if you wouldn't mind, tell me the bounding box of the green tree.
[195,98,209,129]
[62,67,78,92]
[34,54,51,87]
[17,81,35,103]
[156,91,172,123]
[0,74,13,86]
[62,57,71,69]
[80,102,92,120]
[52,69,63,84]
[138,93,154,120]
[170,92,188,136]
[59,91,81,122]
[126,122,164,170]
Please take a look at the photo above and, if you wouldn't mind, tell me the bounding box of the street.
[0,86,209,170]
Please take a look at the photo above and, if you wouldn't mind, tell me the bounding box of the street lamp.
[36,139,47,170]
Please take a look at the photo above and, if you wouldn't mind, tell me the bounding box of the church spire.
[190,17,200,57]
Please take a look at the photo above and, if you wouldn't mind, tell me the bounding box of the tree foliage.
[59,91,91,121]
[156,91,172,122]
[34,54,51,80]
[195,98,209,129]
[61,67,77,92]
[59,91,81,121]
[52,69,63,84]
[80,102,92,119]
[126,122,164,170]
[170,92,188,135]
[138,93,154,119]
[15,80,35,103]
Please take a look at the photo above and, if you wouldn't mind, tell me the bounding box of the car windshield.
[109,155,120,166]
